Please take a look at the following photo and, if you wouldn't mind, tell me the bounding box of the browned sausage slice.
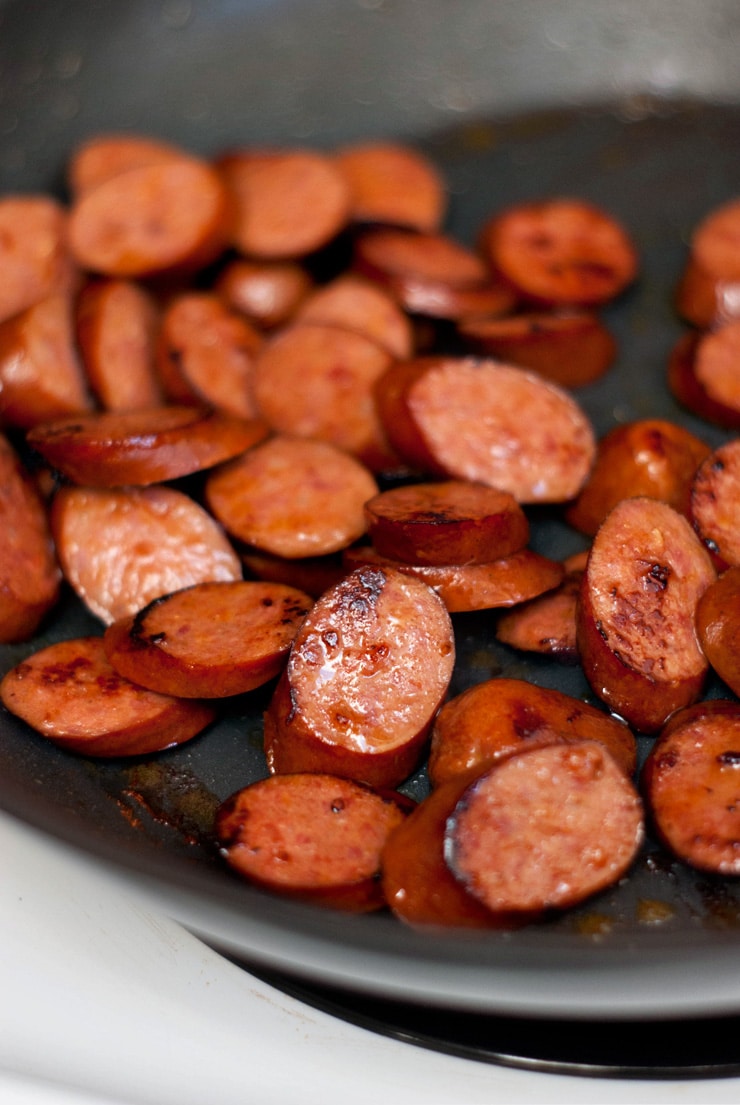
[68,158,232,278]
[156,292,263,419]
[334,141,447,232]
[215,258,313,330]
[67,133,188,196]
[690,438,740,568]
[375,356,596,503]
[0,635,215,757]
[695,567,740,695]
[104,580,312,698]
[0,294,93,429]
[51,484,242,625]
[669,323,740,430]
[675,198,740,328]
[458,309,616,388]
[216,773,408,911]
[494,567,582,663]
[342,543,564,614]
[216,149,351,260]
[263,566,455,788]
[76,278,163,411]
[0,196,77,324]
[295,274,414,360]
[479,198,639,307]
[577,497,716,734]
[445,741,644,913]
[240,547,346,599]
[363,480,529,565]
[642,703,740,875]
[27,406,268,488]
[0,433,61,642]
[205,435,378,559]
[427,676,637,787]
[566,418,710,536]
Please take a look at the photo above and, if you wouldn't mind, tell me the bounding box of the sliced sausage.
[216,148,351,260]
[675,198,740,329]
[0,432,61,642]
[215,258,313,330]
[216,773,409,912]
[458,309,616,388]
[156,292,263,419]
[68,157,232,279]
[363,480,529,566]
[0,635,215,757]
[353,227,517,321]
[375,356,596,503]
[577,496,716,734]
[0,294,93,429]
[51,484,242,625]
[479,198,639,307]
[66,132,187,196]
[104,580,312,698]
[381,770,528,929]
[252,321,399,471]
[75,278,163,411]
[334,140,447,232]
[428,676,637,787]
[263,566,455,788]
[0,196,77,324]
[342,543,564,614]
[240,547,346,599]
[668,323,740,430]
[674,255,740,330]
[695,566,740,694]
[295,274,414,360]
[494,566,582,663]
[445,741,644,913]
[205,435,378,559]
[690,438,740,568]
[27,406,268,488]
[642,702,740,875]
[566,418,711,536]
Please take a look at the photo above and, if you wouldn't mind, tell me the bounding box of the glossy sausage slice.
[445,741,644,913]
[334,141,447,232]
[156,292,263,419]
[0,635,215,757]
[215,258,313,330]
[375,356,596,503]
[216,149,351,260]
[76,278,163,411]
[104,580,312,698]
[675,198,740,328]
[27,406,268,488]
[239,547,346,599]
[690,438,740,568]
[0,196,77,324]
[295,274,414,360]
[216,773,409,912]
[342,543,564,614]
[363,480,529,566]
[205,435,378,559]
[479,198,638,307]
[668,324,740,430]
[494,566,582,663]
[428,676,637,787]
[263,566,455,788]
[68,157,232,279]
[642,702,740,875]
[51,484,242,625]
[566,418,710,536]
[695,567,740,694]
[577,496,716,734]
[0,432,61,642]
[0,294,93,429]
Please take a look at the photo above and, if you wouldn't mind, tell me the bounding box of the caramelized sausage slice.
[51,484,242,625]
[263,566,455,788]
[0,433,61,642]
[695,567,740,695]
[0,196,77,324]
[364,480,529,566]
[27,406,268,488]
[334,141,447,232]
[446,741,644,913]
[577,497,716,733]
[375,356,596,503]
[494,566,582,663]
[479,198,638,307]
[675,198,740,328]
[215,258,313,330]
[205,435,378,559]
[0,635,215,757]
[240,547,346,599]
[668,323,740,429]
[428,676,637,787]
[104,580,312,698]
[216,773,409,912]
[690,438,740,568]
[67,133,187,196]
[643,703,740,875]
[295,274,414,360]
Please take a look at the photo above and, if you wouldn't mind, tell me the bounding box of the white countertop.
[1,807,738,1105]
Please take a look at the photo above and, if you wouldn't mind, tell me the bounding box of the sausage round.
[0,196,76,324]
[334,140,447,232]
[690,438,740,568]
[695,566,740,695]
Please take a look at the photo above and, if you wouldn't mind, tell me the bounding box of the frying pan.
[3,0,740,1023]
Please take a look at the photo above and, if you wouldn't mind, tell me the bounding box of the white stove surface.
[1,808,738,1105]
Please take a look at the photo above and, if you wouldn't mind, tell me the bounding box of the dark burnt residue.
[343,567,386,615]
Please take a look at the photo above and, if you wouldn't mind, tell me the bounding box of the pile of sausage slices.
[2,133,740,929]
